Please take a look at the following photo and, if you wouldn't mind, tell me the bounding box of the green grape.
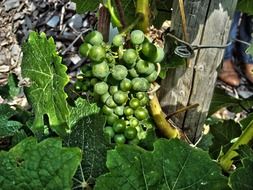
[112,65,128,81]
[134,107,148,120]
[130,30,145,45]
[128,68,139,78]
[141,41,157,61]
[113,119,126,133]
[120,78,132,92]
[114,134,126,144]
[153,46,165,63]
[85,31,103,45]
[101,92,110,104]
[113,91,128,105]
[114,106,124,116]
[132,77,150,92]
[92,61,109,79]
[123,106,134,116]
[112,34,124,47]
[123,49,138,66]
[145,62,156,75]
[106,96,117,108]
[102,105,114,115]
[79,43,92,57]
[94,81,108,95]
[88,45,105,62]
[135,59,149,74]
[109,85,119,95]
[124,127,137,140]
[145,71,158,82]
[129,98,140,109]
[106,114,119,125]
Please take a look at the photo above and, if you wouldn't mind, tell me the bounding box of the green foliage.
[229,158,253,189]
[237,0,253,15]
[64,114,109,186]
[209,119,242,159]
[21,32,69,136]
[95,139,229,190]
[0,137,81,190]
[72,0,101,13]
[68,97,100,129]
[0,104,22,138]
[0,73,20,100]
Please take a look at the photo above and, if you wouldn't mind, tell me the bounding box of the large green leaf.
[0,104,22,138]
[209,120,242,159]
[229,159,253,189]
[64,114,109,186]
[21,32,69,136]
[237,0,253,15]
[95,139,229,190]
[72,0,100,13]
[0,137,81,190]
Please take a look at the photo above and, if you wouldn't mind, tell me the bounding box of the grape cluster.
[76,30,164,145]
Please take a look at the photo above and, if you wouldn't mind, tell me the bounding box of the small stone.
[69,54,81,65]
[4,0,20,11]
[0,65,10,73]
[66,2,76,11]
[47,15,60,28]
[68,14,83,30]
[83,19,89,28]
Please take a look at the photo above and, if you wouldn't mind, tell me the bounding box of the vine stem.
[149,94,181,139]
[135,0,150,32]
[114,0,127,28]
[219,121,253,172]
[105,0,122,29]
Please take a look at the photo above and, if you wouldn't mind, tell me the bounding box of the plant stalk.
[219,120,253,172]
[149,94,180,139]
[135,0,150,32]
[106,0,123,29]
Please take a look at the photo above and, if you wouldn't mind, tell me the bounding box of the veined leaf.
[229,159,253,189]
[64,114,109,186]
[68,98,100,129]
[0,137,81,190]
[72,0,101,13]
[209,120,242,159]
[21,32,69,136]
[95,139,229,190]
[0,104,22,138]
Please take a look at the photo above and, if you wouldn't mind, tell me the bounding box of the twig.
[114,0,127,28]
[60,5,65,31]
[61,29,91,55]
[166,103,199,119]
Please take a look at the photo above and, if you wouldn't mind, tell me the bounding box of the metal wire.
[166,32,251,58]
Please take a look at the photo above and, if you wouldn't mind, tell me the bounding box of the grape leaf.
[72,0,101,13]
[21,32,69,136]
[0,104,22,138]
[68,98,99,129]
[230,159,253,189]
[209,120,242,159]
[237,0,253,15]
[64,114,110,186]
[95,139,229,190]
[0,137,81,190]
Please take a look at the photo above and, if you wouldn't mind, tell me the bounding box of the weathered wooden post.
[158,0,238,143]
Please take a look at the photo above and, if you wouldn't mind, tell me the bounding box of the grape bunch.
[76,30,164,145]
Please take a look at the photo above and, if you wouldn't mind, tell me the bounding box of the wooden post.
[158,0,238,143]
